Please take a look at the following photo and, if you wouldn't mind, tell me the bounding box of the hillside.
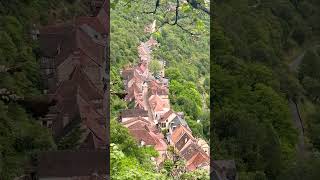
[0,1,93,178]
[212,0,320,179]
[110,0,210,179]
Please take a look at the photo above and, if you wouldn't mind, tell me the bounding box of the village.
[118,21,210,172]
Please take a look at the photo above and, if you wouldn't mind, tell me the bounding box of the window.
[45,68,53,75]
[47,120,52,128]
[62,115,69,127]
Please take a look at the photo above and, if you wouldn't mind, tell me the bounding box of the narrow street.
[143,83,154,122]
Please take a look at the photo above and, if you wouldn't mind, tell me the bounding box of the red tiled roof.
[145,38,158,48]
[125,82,142,101]
[76,16,107,35]
[122,116,151,127]
[39,24,74,58]
[121,68,134,80]
[69,65,104,99]
[149,95,165,112]
[159,109,174,122]
[171,125,194,144]
[151,87,169,96]
[129,129,157,145]
[186,151,210,171]
[50,65,104,119]
[40,20,105,67]
[121,109,148,118]
[151,133,167,151]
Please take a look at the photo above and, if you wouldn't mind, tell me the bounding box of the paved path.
[287,50,309,156]
[143,85,154,122]
[288,99,306,155]
[289,52,306,72]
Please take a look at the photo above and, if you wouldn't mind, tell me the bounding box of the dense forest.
[212,0,320,179]
[0,0,90,179]
[110,0,210,179]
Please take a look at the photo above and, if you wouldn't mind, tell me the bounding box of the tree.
[299,50,320,81]
[111,0,210,35]
[149,60,162,76]
[180,169,209,180]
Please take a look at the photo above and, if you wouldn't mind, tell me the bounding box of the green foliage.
[163,159,174,174]
[211,0,320,178]
[299,50,320,102]
[0,101,56,179]
[110,143,167,180]
[110,120,166,179]
[299,50,320,81]
[149,60,162,76]
[0,1,88,178]
[57,125,85,150]
[308,107,320,150]
[180,169,210,180]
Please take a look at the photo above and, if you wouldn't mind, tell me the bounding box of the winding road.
[288,52,307,155]
[289,51,306,72]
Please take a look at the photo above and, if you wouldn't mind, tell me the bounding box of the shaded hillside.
[0,1,89,178]
[212,0,320,179]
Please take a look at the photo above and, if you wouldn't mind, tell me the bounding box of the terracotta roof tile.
[171,125,194,144]
[121,109,148,118]
[121,68,134,80]
[129,129,157,145]
[186,151,209,171]
[159,109,174,122]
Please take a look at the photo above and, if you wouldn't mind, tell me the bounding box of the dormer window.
[57,44,61,55]
[62,115,69,127]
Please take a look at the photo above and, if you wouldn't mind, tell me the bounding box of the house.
[145,37,158,48]
[40,23,106,93]
[185,149,210,171]
[136,62,149,77]
[120,108,149,122]
[150,86,169,98]
[125,82,142,102]
[179,140,209,171]
[169,124,210,172]
[41,66,106,150]
[168,115,189,134]
[36,0,108,178]
[149,94,170,117]
[122,116,152,128]
[196,138,210,155]
[159,77,169,87]
[158,110,177,129]
[170,125,194,151]
[39,8,107,119]
[39,0,107,94]
[121,67,134,81]
[123,117,167,160]
[127,74,143,90]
